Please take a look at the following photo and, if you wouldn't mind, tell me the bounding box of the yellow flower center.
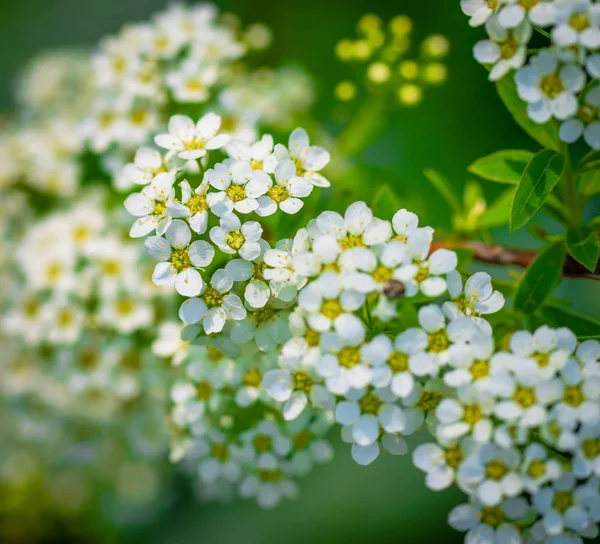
[463,403,483,426]
[338,346,361,369]
[116,298,135,315]
[185,78,204,91]
[56,309,74,327]
[577,103,599,124]
[532,351,550,368]
[469,360,490,381]
[152,201,166,217]
[563,386,584,407]
[540,74,563,98]
[258,469,282,482]
[321,299,343,320]
[253,261,268,281]
[79,350,98,370]
[130,109,147,125]
[293,370,313,393]
[338,233,364,250]
[518,0,539,8]
[121,351,142,371]
[358,391,384,415]
[485,460,509,480]
[203,287,223,307]
[428,330,450,353]
[292,430,313,450]
[254,306,275,326]
[553,490,574,514]
[582,438,600,459]
[305,328,320,347]
[226,185,247,203]
[267,185,290,203]
[480,506,506,528]
[570,13,591,31]
[188,193,208,214]
[253,434,272,453]
[387,351,409,373]
[527,459,547,479]
[250,159,263,170]
[196,380,213,401]
[444,445,464,470]
[226,229,245,250]
[373,265,394,284]
[292,158,306,176]
[499,37,519,60]
[243,368,262,388]
[102,259,121,276]
[171,249,191,272]
[184,137,207,151]
[414,264,430,283]
[514,386,536,408]
[207,346,224,364]
[211,443,229,462]
[417,391,443,412]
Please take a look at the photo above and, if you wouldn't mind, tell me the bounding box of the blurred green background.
[1,1,599,543]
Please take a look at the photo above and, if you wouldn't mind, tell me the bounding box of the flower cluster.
[461,0,600,149]
[334,13,450,106]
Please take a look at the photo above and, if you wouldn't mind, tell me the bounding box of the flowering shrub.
[0,3,599,544]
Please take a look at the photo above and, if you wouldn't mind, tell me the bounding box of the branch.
[431,240,600,281]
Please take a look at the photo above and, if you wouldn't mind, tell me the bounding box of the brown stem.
[430,240,600,281]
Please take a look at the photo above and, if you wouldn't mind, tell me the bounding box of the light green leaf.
[579,170,600,196]
[566,226,600,272]
[510,149,565,231]
[424,169,462,215]
[577,149,600,174]
[514,241,566,314]
[468,150,534,184]
[477,188,514,229]
[496,76,560,150]
[541,305,600,337]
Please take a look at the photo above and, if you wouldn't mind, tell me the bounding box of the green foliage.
[423,168,462,215]
[468,150,533,184]
[510,149,565,231]
[371,183,403,219]
[541,305,600,337]
[477,188,514,229]
[579,170,600,196]
[566,226,600,272]
[496,76,559,150]
[514,241,566,315]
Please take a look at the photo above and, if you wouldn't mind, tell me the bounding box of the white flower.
[460,0,502,27]
[152,321,189,365]
[497,0,556,29]
[225,254,272,309]
[552,359,600,428]
[167,179,211,234]
[445,271,505,318]
[122,146,172,186]
[274,127,330,188]
[226,134,277,173]
[124,171,175,237]
[178,269,247,333]
[154,112,231,160]
[395,247,458,297]
[206,159,270,216]
[145,219,213,297]
[448,497,529,543]
[166,63,218,103]
[238,453,297,509]
[98,294,153,334]
[255,159,314,216]
[194,431,242,485]
[520,443,562,493]
[532,473,596,537]
[335,387,407,451]
[209,213,263,260]
[573,425,600,478]
[551,0,600,50]
[457,443,523,506]
[560,86,600,149]
[436,385,495,444]
[516,50,585,123]
[262,367,334,421]
[413,438,474,491]
[473,17,531,81]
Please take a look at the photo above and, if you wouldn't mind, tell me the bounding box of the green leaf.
[541,305,600,337]
[577,149,600,173]
[579,170,600,196]
[468,150,534,184]
[514,241,566,314]
[566,226,600,272]
[371,183,402,218]
[478,188,514,229]
[496,76,560,150]
[424,169,462,215]
[510,149,565,231]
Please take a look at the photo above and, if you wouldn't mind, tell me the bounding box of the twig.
[430,240,600,281]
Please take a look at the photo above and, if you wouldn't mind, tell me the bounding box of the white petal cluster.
[462,0,600,149]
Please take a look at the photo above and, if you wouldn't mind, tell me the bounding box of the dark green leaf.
[566,226,600,272]
[579,170,600,196]
[371,183,402,218]
[541,305,600,337]
[424,169,462,215]
[496,76,560,150]
[468,150,534,184]
[514,241,566,314]
[510,149,565,231]
[478,188,514,229]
